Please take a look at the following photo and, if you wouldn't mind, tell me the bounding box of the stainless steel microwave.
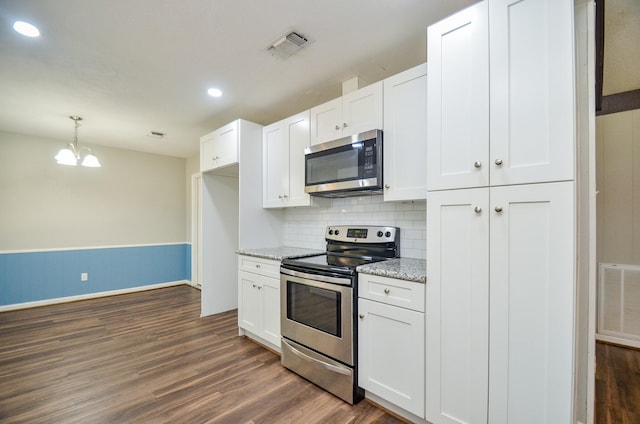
[304,129,382,197]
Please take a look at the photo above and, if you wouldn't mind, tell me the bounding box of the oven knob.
[385,231,391,238]
[328,229,334,235]
[334,230,340,236]
[377,231,383,237]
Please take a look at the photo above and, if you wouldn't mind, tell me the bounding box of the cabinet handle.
[252,284,256,288]
[278,195,283,199]
[257,286,262,290]
[474,161,482,168]
[283,194,288,198]
[495,158,503,166]
[335,125,340,131]
[343,123,348,128]
[474,206,482,214]
[385,184,390,189]
[359,314,365,319]
[255,264,261,268]
[495,206,503,213]
[384,288,390,294]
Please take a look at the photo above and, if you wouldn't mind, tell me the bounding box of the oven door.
[280,267,354,365]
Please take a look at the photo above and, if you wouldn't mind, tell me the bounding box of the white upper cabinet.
[263,111,313,208]
[200,120,239,173]
[383,63,428,201]
[427,0,575,191]
[427,1,489,191]
[310,81,383,145]
[489,0,575,186]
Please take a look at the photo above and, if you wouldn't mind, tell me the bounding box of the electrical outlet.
[81,272,88,282]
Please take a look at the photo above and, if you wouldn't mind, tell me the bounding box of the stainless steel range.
[280,225,400,404]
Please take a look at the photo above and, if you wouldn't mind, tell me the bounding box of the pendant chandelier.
[54,116,101,167]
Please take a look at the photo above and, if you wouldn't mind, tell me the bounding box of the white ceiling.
[0,0,476,158]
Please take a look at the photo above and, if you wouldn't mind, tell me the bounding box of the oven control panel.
[325,225,398,243]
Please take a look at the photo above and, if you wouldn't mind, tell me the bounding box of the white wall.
[0,131,186,251]
[284,196,426,259]
[596,109,640,265]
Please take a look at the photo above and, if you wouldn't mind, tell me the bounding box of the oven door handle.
[280,267,352,286]
[283,339,351,376]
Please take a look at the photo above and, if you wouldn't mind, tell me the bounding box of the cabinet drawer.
[358,274,425,312]
[238,256,281,279]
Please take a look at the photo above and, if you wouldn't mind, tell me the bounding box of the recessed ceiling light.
[207,88,222,98]
[13,21,40,37]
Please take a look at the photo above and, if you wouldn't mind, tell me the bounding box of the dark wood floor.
[596,341,640,424]
[0,285,403,424]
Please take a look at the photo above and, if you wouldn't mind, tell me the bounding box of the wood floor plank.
[0,286,405,424]
[596,341,640,424]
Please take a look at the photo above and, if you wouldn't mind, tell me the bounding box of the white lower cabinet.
[237,256,281,350]
[426,181,575,424]
[358,274,425,418]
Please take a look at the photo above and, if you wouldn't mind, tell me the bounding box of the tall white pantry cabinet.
[426,1,576,424]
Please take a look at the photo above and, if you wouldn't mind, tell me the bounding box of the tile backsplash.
[284,196,426,259]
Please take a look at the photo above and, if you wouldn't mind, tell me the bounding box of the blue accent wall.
[0,244,190,306]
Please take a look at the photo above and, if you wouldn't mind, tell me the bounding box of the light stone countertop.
[235,246,324,261]
[357,258,426,283]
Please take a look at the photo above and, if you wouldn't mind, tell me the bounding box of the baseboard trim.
[0,280,189,312]
[596,334,640,350]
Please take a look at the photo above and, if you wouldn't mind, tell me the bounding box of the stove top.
[282,252,388,276]
[281,225,400,277]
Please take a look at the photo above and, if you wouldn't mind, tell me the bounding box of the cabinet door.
[263,122,286,208]
[488,182,574,424]
[260,275,281,348]
[201,134,217,171]
[285,111,311,207]
[342,81,383,137]
[426,188,489,424]
[238,271,262,333]
[358,298,425,417]
[489,0,575,186]
[426,1,489,191]
[383,64,427,201]
[214,121,239,169]
[310,97,342,145]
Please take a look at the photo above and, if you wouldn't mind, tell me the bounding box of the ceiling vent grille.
[268,31,309,60]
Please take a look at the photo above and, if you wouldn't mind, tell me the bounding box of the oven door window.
[286,281,341,337]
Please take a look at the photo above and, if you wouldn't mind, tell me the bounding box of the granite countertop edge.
[235,246,324,261]
[356,258,427,284]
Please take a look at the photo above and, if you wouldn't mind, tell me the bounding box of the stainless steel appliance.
[280,225,399,404]
[304,129,383,197]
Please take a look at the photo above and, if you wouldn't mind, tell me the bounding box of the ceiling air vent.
[268,31,309,60]
[146,131,166,139]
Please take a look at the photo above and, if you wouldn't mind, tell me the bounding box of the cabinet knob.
[278,195,283,199]
[495,158,503,166]
[283,194,288,198]
[255,264,261,268]
[474,206,482,214]
[385,184,390,189]
[359,314,365,319]
[257,286,262,290]
[343,123,348,128]
[252,284,256,288]
[474,161,482,168]
[335,125,340,131]
[384,288,390,294]
[495,206,503,213]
